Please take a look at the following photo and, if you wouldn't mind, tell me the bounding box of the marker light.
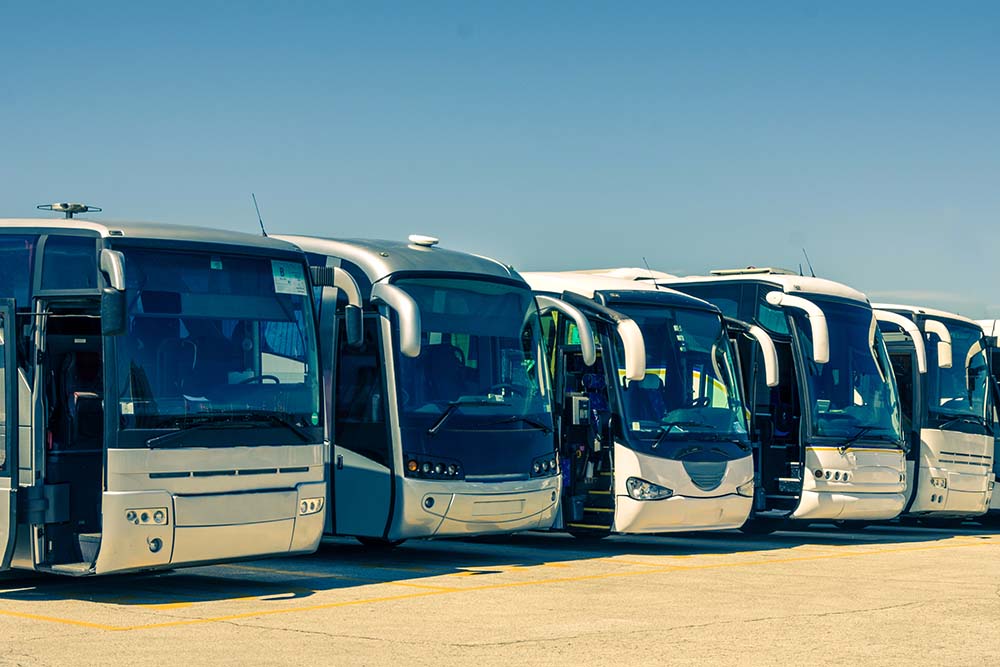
[447,464,457,475]
[930,477,948,489]
[736,480,754,497]
[626,477,673,501]
[407,460,419,472]
[533,461,542,474]
[299,497,325,516]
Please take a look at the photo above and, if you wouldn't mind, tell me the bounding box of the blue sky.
[2,2,999,316]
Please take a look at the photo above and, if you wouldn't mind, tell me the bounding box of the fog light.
[298,497,325,516]
[407,459,418,473]
[424,497,435,509]
[153,510,166,524]
[814,469,823,478]
[626,477,673,501]
[148,537,163,553]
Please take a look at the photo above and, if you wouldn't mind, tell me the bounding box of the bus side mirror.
[101,288,127,336]
[344,304,363,347]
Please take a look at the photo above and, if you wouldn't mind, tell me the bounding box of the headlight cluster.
[814,468,851,482]
[125,507,168,526]
[736,480,754,498]
[299,497,325,516]
[626,477,673,501]
[404,454,464,479]
[531,453,559,478]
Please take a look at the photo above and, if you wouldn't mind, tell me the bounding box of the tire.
[738,517,781,535]
[356,537,406,549]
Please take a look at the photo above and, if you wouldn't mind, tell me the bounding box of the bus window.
[41,236,98,291]
[0,235,37,307]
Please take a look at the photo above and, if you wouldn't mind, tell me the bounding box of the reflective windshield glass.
[612,305,749,445]
[925,321,989,429]
[790,298,901,441]
[116,248,320,439]
[392,278,553,475]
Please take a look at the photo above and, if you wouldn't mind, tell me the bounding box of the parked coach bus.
[875,305,993,525]
[618,267,908,532]
[523,271,778,537]
[276,234,587,545]
[975,319,1000,519]
[0,217,327,576]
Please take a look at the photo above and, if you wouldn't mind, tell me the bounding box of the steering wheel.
[489,383,529,397]
[238,374,281,385]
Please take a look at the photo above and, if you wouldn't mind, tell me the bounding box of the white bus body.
[276,235,580,543]
[524,272,756,535]
[0,220,326,576]
[875,305,993,520]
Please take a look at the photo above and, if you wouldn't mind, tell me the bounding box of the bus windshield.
[612,305,750,448]
[392,277,553,476]
[790,297,902,442]
[115,247,321,441]
[925,321,989,431]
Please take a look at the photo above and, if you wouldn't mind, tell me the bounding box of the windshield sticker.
[120,401,134,415]
[210,257,223,270]
[272,260,308,295]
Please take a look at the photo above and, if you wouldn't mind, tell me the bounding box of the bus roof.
[0,218,303,254]
[275,235,521,285]
[977,320,1000,337]
[644,271,870,305]
[523,271,719,312]
[874,303,982,329]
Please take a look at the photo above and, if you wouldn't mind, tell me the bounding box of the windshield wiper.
[146,411,313,448]
[427,399,507,436]
[651,421,712,449]
[939,414,993,434]
[477,416,552,433]
[836,426,898,453]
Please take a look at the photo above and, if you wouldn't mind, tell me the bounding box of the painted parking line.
[2,534,997,633]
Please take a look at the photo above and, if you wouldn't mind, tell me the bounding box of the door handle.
[336,454,344,470]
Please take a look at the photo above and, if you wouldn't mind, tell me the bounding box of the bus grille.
[683,460,727,491]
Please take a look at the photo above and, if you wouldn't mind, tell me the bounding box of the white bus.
[874,306,993,524]
[0,218,326,576]
[523,272,772,536]
[276,235,586,545]
[620,268,907,531]
[975,319,1000,518]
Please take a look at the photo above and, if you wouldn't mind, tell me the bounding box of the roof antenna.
[642,256,662,290]
[252,193,267,237]
[37,202,101,219]
[798,263,804,277]
[801,248,816,277]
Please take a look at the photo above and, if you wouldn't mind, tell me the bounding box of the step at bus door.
[0,300,18,570]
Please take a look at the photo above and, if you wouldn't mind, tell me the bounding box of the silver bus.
[276,234,584,545]
[0,219,326,575]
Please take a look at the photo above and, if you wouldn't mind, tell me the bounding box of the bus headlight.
[125,507,169,526]
[299,497,325,516]
[531,453,559,478]
[930,477,948,489]
[626,477,673,501]
[736,481,754,497]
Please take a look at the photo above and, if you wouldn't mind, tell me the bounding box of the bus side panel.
[333,445,392,537]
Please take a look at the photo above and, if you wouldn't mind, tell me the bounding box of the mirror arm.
[874,310,927,374]
[747,325,780,387]
[616,318,646,382]
[534,295,596,366]
[923,319,953,369]
[765,291,829,364]
[371,282,421,358]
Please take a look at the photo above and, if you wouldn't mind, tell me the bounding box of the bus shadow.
[0,522,995,608]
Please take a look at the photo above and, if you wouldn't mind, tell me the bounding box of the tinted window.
[42,236,97,290]
[0,235,39,307]
[671,284,742,320]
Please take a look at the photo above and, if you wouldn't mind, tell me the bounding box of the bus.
[523,271,778,536]
[874,305,993,524]
[626,268,907,530]
[275,234,587,544]
[975,319,1000,519]
[0,217,327,576]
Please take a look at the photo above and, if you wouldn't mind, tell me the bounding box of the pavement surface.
[2,523,1000,666]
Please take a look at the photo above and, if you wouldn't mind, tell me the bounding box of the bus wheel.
[568,530,609,541]
[918,517,965,529]
[738,517,780,535]
[834,520,870,531]
[356,537,407,549]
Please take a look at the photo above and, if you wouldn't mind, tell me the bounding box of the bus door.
[0,300,18,570]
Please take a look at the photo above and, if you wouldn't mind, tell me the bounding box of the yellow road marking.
[3,535,998,632]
